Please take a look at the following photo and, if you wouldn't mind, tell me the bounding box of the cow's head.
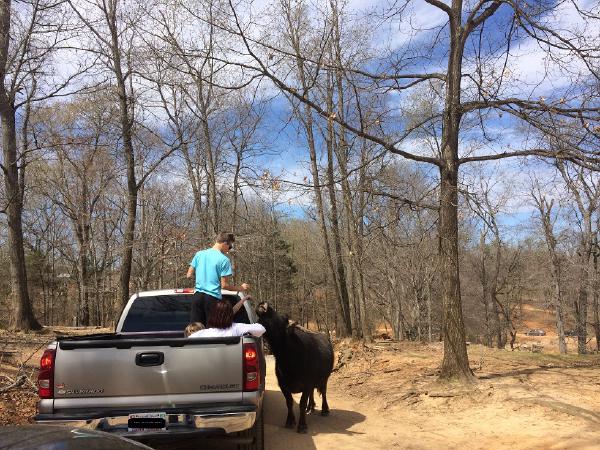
[255,301,270,316]
[256,302,289,344]
[256,301,287,322]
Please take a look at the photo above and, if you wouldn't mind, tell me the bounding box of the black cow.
[256,301,333,433]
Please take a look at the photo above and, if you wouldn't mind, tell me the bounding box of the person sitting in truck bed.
[184,322,205,337]
[184,295,250,336]
[188,301,266,338]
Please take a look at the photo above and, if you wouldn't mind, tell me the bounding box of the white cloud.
[389,1,449,49]
[475,0,598,97]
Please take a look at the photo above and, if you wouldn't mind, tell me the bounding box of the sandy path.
[182,354,600,450]
[264,355,398,450]
[264,353,600,450]
[150,355,388,450]
[4,330,600,450]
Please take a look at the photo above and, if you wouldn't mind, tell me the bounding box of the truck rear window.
[121,294,251,332]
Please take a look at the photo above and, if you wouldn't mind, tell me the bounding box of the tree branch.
[423,0,453,16]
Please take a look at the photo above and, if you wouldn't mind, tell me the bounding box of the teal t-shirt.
[190,248,233,299]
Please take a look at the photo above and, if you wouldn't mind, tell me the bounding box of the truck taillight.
[174,288,195,293]
[243,343,260,391]
[38,349,56,399]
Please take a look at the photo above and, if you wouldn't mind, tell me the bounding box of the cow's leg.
[306,390,315,414]
[297,389,310,433]
[320,382,330,416]
[282,389,296,428]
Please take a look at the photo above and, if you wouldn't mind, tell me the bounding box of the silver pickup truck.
[34,289,266,450]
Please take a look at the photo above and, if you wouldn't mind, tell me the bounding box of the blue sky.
[38,0,597,233]
[244,0,598,234]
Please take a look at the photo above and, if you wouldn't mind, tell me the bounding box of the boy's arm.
[221,276,250,293]
[187,253,198,279]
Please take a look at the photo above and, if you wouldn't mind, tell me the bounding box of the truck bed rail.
[59,336,240,350]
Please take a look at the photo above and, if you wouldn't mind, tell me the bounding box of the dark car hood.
[0,425,152,450]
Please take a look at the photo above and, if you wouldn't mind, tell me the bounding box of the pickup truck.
[34,289,266,450]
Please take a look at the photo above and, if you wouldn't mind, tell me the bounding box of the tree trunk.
[0,0,41,330]
[550,251,567,354]
[536,196,567,353]
[232,150,241,233]
[181,141,203,220]
[333,80,369,341]
[325,140,352,335]
[439,164,472,380]
[427,277,433,342]
[324,80,352,336]
[193,74,218,235]
[576,223,592,354]
[109,7,138,310]
[593,251,600,352]
[438,2,472,381]
[479,232,494,347]
[285,4,352,337]
[0,106,41,330]
[75,222,90,326]
[118,146,137,310]
[302,102,347,334]
[576,282,589,354]
[483,296,492,347]
[491,292,505,349]
[555,279,567,354]
[490,237,505,349]
[200,112,219,234]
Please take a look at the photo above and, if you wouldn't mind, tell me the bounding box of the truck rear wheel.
[238,406,264,450]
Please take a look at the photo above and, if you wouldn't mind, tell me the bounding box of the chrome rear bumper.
[35,411,256,436]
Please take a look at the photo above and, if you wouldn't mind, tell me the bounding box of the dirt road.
[263,354,379,450]
[3,326,600,450]
[265,346,600,450]
[167,355,384,450]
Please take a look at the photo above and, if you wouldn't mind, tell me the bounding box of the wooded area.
[0,0,599,381]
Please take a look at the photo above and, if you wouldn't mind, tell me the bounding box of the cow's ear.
[282,315,289,323]
[256,302,268,314]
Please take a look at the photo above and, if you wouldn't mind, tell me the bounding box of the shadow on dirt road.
[263,388,366,450]
[151,355,365,450]
[151,388,365,450]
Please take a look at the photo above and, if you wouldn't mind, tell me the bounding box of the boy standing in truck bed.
[186,232,250,326]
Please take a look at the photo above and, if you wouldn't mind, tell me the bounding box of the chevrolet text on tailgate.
[34,289,266,450]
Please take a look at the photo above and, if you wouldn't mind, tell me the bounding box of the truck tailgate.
[53,336,243,405]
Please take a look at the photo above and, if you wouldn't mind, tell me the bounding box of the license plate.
[127,412,167,432]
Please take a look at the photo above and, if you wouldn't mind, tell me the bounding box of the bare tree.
[555,160,600,353]
[0,0,75,329]
[467,178,523,349]
[222,93,266,233]
[67,0,143,311]
[140,0,237,234]
[38,97,117,325]
[274,0,353,336]
[220,0,600,380]
[69,0,180,309]
[531,180,567,353]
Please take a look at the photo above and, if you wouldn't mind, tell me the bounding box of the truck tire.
[238,406,264,450]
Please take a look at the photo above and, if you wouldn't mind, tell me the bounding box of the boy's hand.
[241,283,250,291]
